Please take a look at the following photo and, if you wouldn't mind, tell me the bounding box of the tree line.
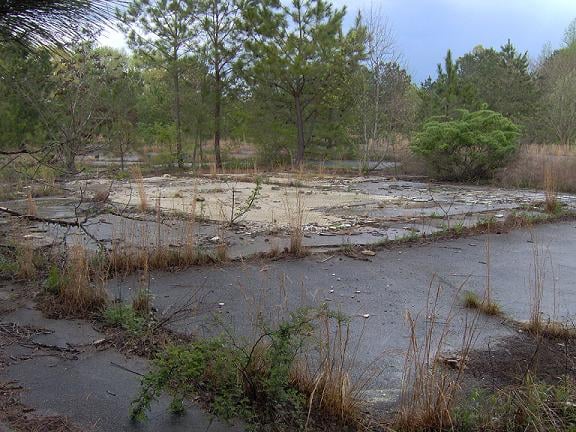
[0,0,575,173]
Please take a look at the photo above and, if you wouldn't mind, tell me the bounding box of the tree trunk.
[64,145,76,173]
[294,93,305,166]
[173,68,184,169]
[213,65,223,170]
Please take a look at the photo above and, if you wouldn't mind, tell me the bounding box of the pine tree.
[118,0,197,168]
[242,0,350,165]
[197,0,243,170]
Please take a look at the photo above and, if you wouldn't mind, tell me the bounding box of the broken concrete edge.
[257,209,576,261]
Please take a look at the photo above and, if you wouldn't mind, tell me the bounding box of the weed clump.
[55,244,108,316]
[463,291,501,316]
[15,243,36,280]
[104,303,146,335]
[131,307,366,429]
[455,375,576,431]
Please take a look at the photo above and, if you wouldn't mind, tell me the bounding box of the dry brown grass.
[463,236,502,316]
[378,138,428,177]
[106,193,221,274]
[497,144,576,193]
[26,190,37,216]
[130,165,148,211]
[528,239,546,334]
[285,191,306,256]
[395,278,480,431]
[463,291,501,316]
[108,243,215,275]
[521,319,576,339]
[58,244,108,316]
[15,242,36,280]
[519,235,576,339]
[132,255,151,316]
[291,311,376,430]
[544,164,559,214]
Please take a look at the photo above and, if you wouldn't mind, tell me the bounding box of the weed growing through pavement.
[104,303,146,335]
[55,243,108,316]
[131,165,148,211]
[285,189,306,256]
[463,236,501,316]
[15,242,36,280]
[544,164,560,214]
[395,277,480,431]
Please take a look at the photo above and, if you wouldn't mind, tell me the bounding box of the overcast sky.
[99,0,576,84]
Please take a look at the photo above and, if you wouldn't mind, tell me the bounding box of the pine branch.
[0,0,127,49]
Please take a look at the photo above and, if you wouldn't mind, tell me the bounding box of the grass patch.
[455,375,576,431]
[104,303,146,335]
[463,291,501,316]
[521,320,576,339]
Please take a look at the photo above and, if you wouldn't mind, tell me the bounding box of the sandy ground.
[97,173,576,232]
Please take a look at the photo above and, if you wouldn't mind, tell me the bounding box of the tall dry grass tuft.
[285,190,306,256]
[16,242,36,280]
[155,194,162,249]
[26,190,37,216]
[519,236,575,338]
[462,238,501,315]
[395,278,480,431]
[130,165,148,211]
[59,243,108,316]
[132,254,151,316]
[544,164,559,214]
[182,194,198,264]
[528,238,546,334]
[292,310,376,430]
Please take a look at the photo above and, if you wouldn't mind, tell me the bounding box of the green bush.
[411,109,520,180]
[130,309,317,424]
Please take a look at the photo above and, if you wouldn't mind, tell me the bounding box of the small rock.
[210,236,221,242]
[361,249,376,256]
[362,314,370,319]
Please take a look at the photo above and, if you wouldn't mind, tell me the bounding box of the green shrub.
[130,339,253,421]
[45,265,64,294]
[130,309,316,425]
[412,109,520,180]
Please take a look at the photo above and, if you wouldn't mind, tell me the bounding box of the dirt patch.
[466,331,576,390]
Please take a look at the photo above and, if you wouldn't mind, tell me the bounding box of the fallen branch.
[0,206,81,227]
